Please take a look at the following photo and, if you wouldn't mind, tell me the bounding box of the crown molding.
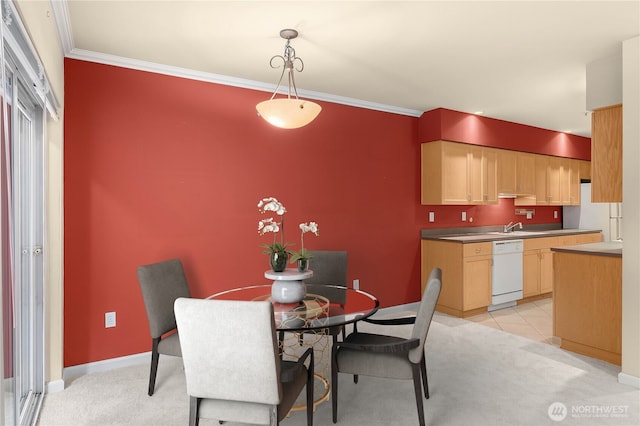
[50,0,421,117]
[50,0,73,55]
[65,47,423,118]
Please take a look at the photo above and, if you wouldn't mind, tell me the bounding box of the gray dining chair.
[174,298,314,426]
[331,267,442,426]
[303,250,348,334]
[137,258,191,396]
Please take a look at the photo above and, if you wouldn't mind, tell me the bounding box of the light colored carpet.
[38,313,639,425]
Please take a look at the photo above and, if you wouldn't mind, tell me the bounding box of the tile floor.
[465,296,561,346]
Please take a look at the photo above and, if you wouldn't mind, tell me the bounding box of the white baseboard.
[56,351,151,391]
[48,302,420,393]
[46,379,65,393]
[376,302,420,315]
[618,372,640,388]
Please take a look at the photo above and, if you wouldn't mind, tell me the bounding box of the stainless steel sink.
[488,231,544,236]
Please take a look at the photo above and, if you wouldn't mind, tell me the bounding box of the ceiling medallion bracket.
[279,29,298,40]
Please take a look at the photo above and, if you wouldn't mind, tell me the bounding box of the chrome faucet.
[503,221,523,233]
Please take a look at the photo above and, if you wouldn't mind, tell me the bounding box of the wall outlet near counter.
[353,279,360,290]
[429,212,435,222]
[462,212,467,221]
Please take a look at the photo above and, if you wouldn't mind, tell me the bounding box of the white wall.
[14,0,65,388]
[586,50,623,111]
[621,35,640,386]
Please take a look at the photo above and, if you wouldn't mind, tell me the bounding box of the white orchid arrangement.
[290,221,320,263]
[258,197,290,254]
[257,197,320,262]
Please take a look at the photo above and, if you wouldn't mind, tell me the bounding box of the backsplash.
[419,198,562,229]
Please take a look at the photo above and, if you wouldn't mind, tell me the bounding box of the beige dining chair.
[330,267,442,426]
[137,258,191,396]
[174,298,314,426]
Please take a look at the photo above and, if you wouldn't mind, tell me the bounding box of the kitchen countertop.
[421,228,602,243]
[551,241,623,257]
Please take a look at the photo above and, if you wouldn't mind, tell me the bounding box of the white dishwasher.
[489,239,523,311]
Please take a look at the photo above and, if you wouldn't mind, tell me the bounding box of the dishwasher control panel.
[492,239,523,254]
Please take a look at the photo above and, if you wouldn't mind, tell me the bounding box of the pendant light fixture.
[256,29,321,129]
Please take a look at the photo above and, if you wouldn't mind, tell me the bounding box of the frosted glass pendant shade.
[256,98,322,129]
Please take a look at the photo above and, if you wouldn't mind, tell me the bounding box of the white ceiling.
[56,1,639,137]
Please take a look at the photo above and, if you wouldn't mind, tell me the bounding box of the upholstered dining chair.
[330,267,442,426]
[302,250,348,336]
[174,298,314,426]
[137,258,191,396]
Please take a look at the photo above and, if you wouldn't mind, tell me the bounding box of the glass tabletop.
[208,284,379,331]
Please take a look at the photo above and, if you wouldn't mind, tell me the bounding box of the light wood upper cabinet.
[591,105,622,202]
[497,150,535,195]
[421,141,498,205]
[567,159,580,206]
[516,153,536,195]
[547,156,563,205]
[441,142,470,204]
[425,142,584,206]
[482,148,498,204]
[497,149,517,194]
[534,155,549,205]
[578,160,591,181]
[532,156,578,206]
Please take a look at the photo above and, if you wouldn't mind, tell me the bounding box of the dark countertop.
[421,226,602,243]
[551,241,623,258]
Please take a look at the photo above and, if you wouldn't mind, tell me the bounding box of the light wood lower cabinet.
[421,240,491,317]
[523,247,554,297]
[422,232,604,316]
[554,250,621,365]
[522,233,602,299]
[462,246,492,310]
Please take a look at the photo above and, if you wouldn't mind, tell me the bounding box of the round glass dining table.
[208,284,380,331]
[208,283,379,411]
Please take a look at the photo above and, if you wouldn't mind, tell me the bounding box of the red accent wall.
[419,108,591,160]
[64,59,423,366]
[64,60,590,366]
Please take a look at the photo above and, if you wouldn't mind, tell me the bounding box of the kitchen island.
[552,241,623,365]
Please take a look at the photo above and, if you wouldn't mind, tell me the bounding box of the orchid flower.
[290,221,319,262]
[258,218,279,236]
[257,197,289,252]
[258,197,286,216]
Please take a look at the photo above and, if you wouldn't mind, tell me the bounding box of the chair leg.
[148,337,161,396]
[412,364,426,426]
[420,357,429,399]
[189,396,200,426]
[307,351,314,426]
[278,331,285,360]
[331,347,338,423]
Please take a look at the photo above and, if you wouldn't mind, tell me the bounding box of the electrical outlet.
[462,211,467,221]
[429,212,435,222]
[105,312,116,328]
[353,279,360,290]
[554,210,558,219]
